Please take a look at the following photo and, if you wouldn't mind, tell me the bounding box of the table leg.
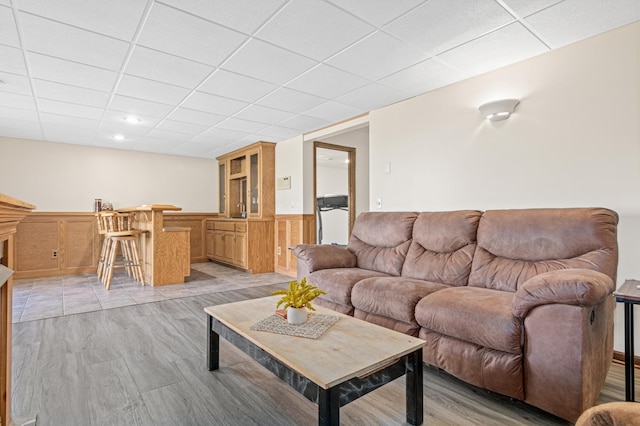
[207,315,219,371]
[318,387,339,426]
[624,302,635,402]
[406,348,424,425]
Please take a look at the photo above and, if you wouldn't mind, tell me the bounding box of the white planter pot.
[287,307,307,325]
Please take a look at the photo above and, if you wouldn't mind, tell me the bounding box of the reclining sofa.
[293,208,618,422]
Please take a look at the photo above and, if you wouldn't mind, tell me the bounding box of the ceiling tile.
[124,46,214,89]
[92,134,138,149]
[437,23,549,76]
[102,110,163,128]
[336,83,409,110]
[154,119,209,135]
[137,3,246,66]
[502,0,563,18]
[0,6,20,47]
[0,45,27,75]
[116,74,191,105]
[0,72,32,96]
[222,38,317,85]
[327,31,429,81]
[233,105,296,124]
[384,0,515,55]
[38,99,104,120]
[146,127,196,141]
[216,117,269,133]
[109,94,175,118]
[99,120,152,137]
[27,52,118,92]
[286,64,369,99]
[166,107,226,127]
[256,125,301,139]
[303,100,365,122]
[180,91,248,116]
[525,0,640,48]
[256,0,374,61]
[168,141,213,157]
[189,134,235,146]
[0,105,38,121]
[201,127,250,141]
[378,58,467,96]
[0,126,43,140]
[15,0,148,41]
[327,0,426,27]
[199,69,277,103]
[34,79,109,108]
[0,92,35,110]
[19,13,130,71]
[130,137,182,153]
[256,87,327,113]
[41,123,96,144]
[278,114,332,132]
[39,112,100,129]
[158,0,287,35]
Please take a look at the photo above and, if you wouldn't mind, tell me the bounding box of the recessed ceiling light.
[124,115,141,124]
[114,134,125,141]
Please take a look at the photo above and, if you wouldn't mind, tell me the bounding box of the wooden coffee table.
[205,296,426,425]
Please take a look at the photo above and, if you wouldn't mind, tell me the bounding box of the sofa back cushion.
[348,212,418,276]
[469,208,618,292]
[402,210,482,286]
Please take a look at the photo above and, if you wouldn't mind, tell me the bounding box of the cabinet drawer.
[206,220,214,230]
[214,221,235,231]
[235,223,247,233]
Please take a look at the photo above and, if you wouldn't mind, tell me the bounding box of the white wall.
[0,137,216,212]
[369,22,640,352]
[274,135,305,214]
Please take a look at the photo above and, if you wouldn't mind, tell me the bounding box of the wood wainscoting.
[14,212,217,279]
[274,214,315,277]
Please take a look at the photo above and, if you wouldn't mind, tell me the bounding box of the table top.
[205,296,426,389]
[614,280,640,302]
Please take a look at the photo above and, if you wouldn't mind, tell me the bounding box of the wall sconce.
[479,99,520,122]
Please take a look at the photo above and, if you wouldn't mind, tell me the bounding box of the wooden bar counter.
[0,193,35,426]
[119,204,190,286]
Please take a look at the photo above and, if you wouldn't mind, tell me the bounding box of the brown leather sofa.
[293,208,619,422]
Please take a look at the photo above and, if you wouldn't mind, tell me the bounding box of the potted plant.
[272,277,327,324]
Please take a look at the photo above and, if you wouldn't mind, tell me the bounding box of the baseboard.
[613,350,640,368]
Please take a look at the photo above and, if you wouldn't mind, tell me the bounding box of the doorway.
[313,142,355,246]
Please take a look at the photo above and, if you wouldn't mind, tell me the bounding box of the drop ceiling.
[0,0,638,159]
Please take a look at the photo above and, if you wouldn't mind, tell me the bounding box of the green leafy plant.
[272,277,327,311]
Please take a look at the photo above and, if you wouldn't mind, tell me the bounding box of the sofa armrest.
[293,244,356,275]
[513,268,613,318]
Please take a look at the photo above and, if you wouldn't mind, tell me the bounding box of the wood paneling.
[164,213,211,263]
[274,214,315,277]
[15,213,99,278]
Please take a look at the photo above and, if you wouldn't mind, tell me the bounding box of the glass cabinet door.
[249,153,259,215]
[219,163,226,215]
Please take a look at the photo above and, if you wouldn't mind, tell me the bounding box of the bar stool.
[95,212,145,289]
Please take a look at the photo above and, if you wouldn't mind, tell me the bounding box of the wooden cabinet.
[211,141,275,273]
[217,141,275,219]
[205,221,215,259]
[206,219,273,273]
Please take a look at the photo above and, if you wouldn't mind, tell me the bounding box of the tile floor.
[12,262,291,323]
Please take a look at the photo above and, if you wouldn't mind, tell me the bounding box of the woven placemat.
[250,313,340,339]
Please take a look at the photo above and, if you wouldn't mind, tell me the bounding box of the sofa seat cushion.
[415,287,521,354]
[351,277,448,324]
[308,268,391,307]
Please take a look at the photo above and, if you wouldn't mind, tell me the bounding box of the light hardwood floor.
[12,266,634,425]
